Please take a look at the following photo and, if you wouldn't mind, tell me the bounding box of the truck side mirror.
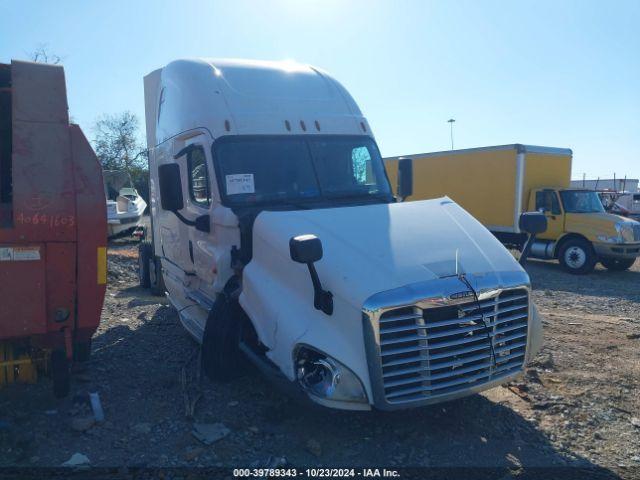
[519,212,547,235]
[397,157,413,201]
[290,234,323,264]
[289,235,333,315]
[158,163,184,211]
[518,212,547,266]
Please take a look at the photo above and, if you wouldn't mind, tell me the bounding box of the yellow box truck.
[385,144,640,274]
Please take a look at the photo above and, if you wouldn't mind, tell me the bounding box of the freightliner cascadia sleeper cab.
[139,59,544,410]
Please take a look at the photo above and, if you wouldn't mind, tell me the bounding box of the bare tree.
[29,44,62,64]
[93,112,149,201]
[93,111,147,171]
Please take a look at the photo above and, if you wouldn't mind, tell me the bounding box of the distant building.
[570,178,639,192]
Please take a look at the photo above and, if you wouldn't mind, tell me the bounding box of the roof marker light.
[285,120,291,131]
[360,121,367,132]
[300,120,307,132]
[315,121,321,132]
[224,120,231,132]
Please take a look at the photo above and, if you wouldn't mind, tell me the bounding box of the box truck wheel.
[201,291,244,382]
[558,238,596,274]
[51,349,70,398]
[600,257,636,271]
[138,242,152,288]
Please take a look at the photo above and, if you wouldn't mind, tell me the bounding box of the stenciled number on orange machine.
[16,212,76,228]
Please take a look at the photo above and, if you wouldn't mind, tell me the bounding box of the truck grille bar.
[377,288,528,404]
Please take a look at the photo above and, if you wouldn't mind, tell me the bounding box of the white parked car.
[138,58,544,410]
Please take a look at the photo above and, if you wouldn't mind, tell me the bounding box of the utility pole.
[447,118,455,150]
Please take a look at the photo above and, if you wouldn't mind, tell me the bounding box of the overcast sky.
[1,0,639,180]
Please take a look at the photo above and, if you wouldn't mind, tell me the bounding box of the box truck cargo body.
[386,145,572,235]
[141,59,543,411]
[386,145,640,274]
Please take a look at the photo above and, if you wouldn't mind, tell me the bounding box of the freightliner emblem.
[450,290,474,300]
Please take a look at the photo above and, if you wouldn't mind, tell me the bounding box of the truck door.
[183,141,216,291]
[534,190,564,240]
[155,145,193,275]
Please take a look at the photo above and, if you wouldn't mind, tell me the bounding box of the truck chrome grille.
[378,289,528,404]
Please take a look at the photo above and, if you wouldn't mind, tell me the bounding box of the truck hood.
[565,212,635,240]
[250,197,525,309]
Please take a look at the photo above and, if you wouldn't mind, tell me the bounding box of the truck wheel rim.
[565,246,586,269]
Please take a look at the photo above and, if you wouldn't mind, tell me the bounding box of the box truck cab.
[386,145,640,274]
[527,187,639,273]
[140,59,543,411]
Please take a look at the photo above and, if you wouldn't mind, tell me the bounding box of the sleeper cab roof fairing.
[151,58,373,146]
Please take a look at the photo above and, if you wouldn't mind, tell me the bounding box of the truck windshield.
[214,135,392,207]
[560,190,605,213]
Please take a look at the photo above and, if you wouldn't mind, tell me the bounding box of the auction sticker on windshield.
[226,174,255,195]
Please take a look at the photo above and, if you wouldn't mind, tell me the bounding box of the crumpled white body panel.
[240,197,535,401]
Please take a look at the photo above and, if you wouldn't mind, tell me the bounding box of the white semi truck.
[139,58,544,411]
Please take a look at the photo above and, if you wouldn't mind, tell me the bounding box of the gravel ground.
[0,241,638,478]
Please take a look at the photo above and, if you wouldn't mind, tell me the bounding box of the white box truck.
[139,59,544,410]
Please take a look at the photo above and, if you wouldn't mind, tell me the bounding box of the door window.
[535,191,561,215]
[187,146,211,207]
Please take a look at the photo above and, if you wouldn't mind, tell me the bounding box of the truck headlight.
[615,222,635,243]
[598,222,634,244]
[295,346,368,406]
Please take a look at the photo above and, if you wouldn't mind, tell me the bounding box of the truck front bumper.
[593,242,640,259]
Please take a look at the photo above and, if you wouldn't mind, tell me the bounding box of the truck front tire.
[600,257,636,271]
[201,293,244,382]
[558,238,596,274]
